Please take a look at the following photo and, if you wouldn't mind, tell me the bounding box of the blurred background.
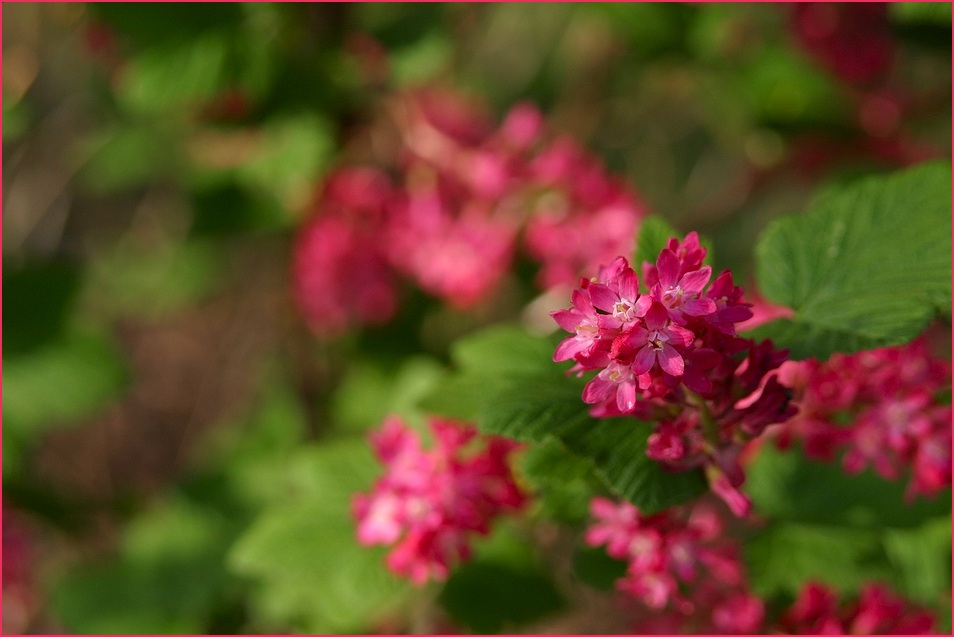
[3,2,950,633]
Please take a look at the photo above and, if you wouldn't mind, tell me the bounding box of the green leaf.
[438,523,565,633]
[227,439,410,633]
[519,437,603,524]
[3,331,128,440]
[745,522,891,598]
[420,325,707,514]
[754,161,952,360]
[634,215,682,269]
[439,561,565,633]
[232,114,334,209]
[117,35,230,116]
[332,356,445,434]
[83,238,224,320]
[2,260,81,357]
[746,443,951,529]
[198,380,309,510]
[51,497,236,634]
[890,2,952,26]
[572,544,628,591]
[882,515,953,604]
[77,124,179,193]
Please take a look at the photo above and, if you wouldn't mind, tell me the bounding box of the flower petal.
[657,344,685,376]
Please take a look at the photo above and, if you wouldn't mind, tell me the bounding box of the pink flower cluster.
[551,234,796,515]
[776,336,952,499]
[352,415,526,585]
[586,497,764,634]
[589,498,937,635]
[292,87,646,335]
[780,581,936,634]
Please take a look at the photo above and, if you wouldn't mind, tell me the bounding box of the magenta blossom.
[551,235,794,514]
[353,416,526,585]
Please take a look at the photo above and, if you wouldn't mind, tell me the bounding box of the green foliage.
[438,523,565,633]
[3,260,81,357]
[331,356,445,434]
[746,443,950,530]
[745,445,952,616]
[572,544,628,591]
[82,239,225,320]
[633,214,682,269]
[3,331,128,443]
[227,438,411,633]
[745,523,891,598]
[420,325,707,514]
[890,2,952,26]
[51,497,239,634]
[519,438,603,525]
[753,161,952,360]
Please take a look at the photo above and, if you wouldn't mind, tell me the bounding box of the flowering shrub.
[9,4,950,635]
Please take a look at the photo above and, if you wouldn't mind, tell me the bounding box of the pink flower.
[780,581,936,635]
[353,416,526,585]
[776,335,951,497]
[551,234,795,513]
[621,301,695,377]
[292,167,397,335]
[586,498,759,620]
[650,247,715,324]
[551,288,607,364]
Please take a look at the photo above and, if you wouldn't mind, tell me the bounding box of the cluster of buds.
[779,581,936,634]
[352,416,526,584]
[551,233,796,515]
[776,336,952,498]
[293,87,646,335]
[586,497,764,634]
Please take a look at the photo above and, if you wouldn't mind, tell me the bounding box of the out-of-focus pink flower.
[523,137,647,290]
[776,336,951,498]
[588,498,762,629]
[780,581,936,634]
[353,416,526,585]
[291,167,398,336]
[3,506,38,634]
[385,168,517,309]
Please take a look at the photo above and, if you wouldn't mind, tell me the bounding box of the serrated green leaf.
[519,437,603,524]
[420,325,707,514]
[755,161,952,360]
